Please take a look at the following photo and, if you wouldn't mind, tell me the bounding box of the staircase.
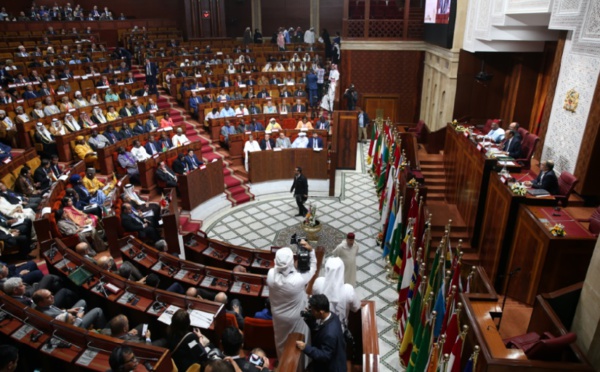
[420,153,445,201]
[131,65,255,208]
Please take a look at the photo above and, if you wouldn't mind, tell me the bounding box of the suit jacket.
[303,313,346,372]
[276,137,291,148]
[104,131,119,144]
[291,104,306,113]
[144,141,160,156]
[259,138,276,150]
[119,107,133,117]
[22,91,38,100]
[172,159,189,175]
[269,78,282,85]
[155,167,178,186]
[144,62,158,77]
[307,137,324,149]
[291,174,308,196]
[159,138,173,150]
[532,169,559,195]
[502,137,522,159]
[33,167,52,190]
[185,155,203,169]
[121,212,146,232]
[118,128,134,140]
[306,73,318,89]
[315,120,330,131]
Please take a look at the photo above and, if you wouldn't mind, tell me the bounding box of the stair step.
[229,192,253,206]
[226,185,248,196]
[224,175,242,188]
[426,185,446,192]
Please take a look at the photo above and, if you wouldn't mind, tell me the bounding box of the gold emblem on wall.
[563,89,579,113]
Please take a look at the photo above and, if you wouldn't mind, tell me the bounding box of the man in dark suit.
[306,70,318,107]
[22,85,38,100]
[307,131,324,150]
[290,166,308,217]
[526,160,560,195]
[172,153,189,175]
[296,294,346,372]
[291,99,306,113]
[144,135,160,156]
[246,77,257,86]
[185,149,203,170]
[33,159,53,190]
[155,161,178,188]
[158,133,173,151]
[502,129,522,159]
[118,123,134,140]
[121,203,159,243]
[315,116,330,131]
[104,126,120,144]
[269,75,282,85]
[259,133,276,150]
[119,102,134,118]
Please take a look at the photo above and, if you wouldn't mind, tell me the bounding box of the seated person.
[97,255,144,282]
[61,196,98,228]
[121,203,160,243]
[91,107,107,124]
[254,299,273,320]
[291,132,309,148]
[146,272,184,294]
[280,99,291,114]
[117,147,140,183]
[160,113,175,128]
[131,140,151,162]
[56,209,105,253]
[264,101,277,114]
[215,293,245,330]
[501,129,522,158]
[0,259,42,286]
[34,289,107,329]
[486,119,504,143]
[524,160,559,195]
[159,132,174,151]
[243,134,261,172]
[87,130,111,150]
[83,168,115,201]
[307,131,324,149]
[219,103,236,118]
[105,314,152,344]
[172,128,190,147]
[266,118,282,132]
[118,122,135,140]
[235,103,249,116]
[292,99,306,113]
[185,149,203,170]
[0,182,38,219]
[119,102,134,117]
[74,135,97,166]
[106,106,119,121]
[14,166,44,198]
[73,91,90,108]
[296,116,313,130]
[221,121,236,144]
[121,185,161,227]
[33,159,54,190]
[260,133,275,150]
[156,161,179,187]
[276,132,291,149]
[34,122,57,158]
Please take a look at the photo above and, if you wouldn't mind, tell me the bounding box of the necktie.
[314,140,317,149]
[506,139,512,152]
[132,213,144,226]
[267,141,271,150]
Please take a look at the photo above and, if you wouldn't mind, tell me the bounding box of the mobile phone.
[142,323,148,336]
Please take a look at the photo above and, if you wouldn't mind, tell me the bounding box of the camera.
[290,233,311,273]
[300,306,314,321]
[249,354,264,367]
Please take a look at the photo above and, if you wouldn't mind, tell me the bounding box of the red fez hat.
[347,233,355,239]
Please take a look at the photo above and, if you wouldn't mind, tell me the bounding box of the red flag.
[448,333,464,372]
[442,311,459,355]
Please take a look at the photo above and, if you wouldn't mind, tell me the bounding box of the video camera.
[290,233,311,273]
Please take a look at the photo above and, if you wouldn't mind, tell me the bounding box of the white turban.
[274,247,294,285]
[320,257,344,303]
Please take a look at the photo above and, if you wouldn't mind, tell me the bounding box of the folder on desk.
[527,189,550,197]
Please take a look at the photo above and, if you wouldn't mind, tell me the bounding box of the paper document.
[157,305,181,325]
[188,309,213,329]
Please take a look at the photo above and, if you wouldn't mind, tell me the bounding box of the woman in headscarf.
[61,196,98,228]
[266,242,317,359]
[312,257,361,330]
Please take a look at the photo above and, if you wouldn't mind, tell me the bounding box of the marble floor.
[204,144,400,371]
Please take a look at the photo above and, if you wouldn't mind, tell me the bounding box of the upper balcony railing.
[342,0,425,40]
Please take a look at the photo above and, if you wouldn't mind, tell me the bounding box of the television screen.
[424,0,452,24]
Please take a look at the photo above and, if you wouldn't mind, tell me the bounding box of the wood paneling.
[260,0,310,38]
[333,111,358,169]
[574,65,600,196]
[179,159,225,211]
[454,49,544,129]
[342,50,424,123]
[363,94,399,122]
[248,149,328,183]
[224,0,252,38]
[505,206,596,305]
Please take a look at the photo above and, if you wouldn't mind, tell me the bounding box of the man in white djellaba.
[331,232,359,286]
[267,240,317,359]
[243,134,261,172]
[321,64,340,112]
[312,256,361,330]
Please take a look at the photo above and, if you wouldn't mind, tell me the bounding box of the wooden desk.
[505,206,596,305]
[248,148,328,183]
[179,158,224,211]
[444,125,496,244]
[478,173,556,290]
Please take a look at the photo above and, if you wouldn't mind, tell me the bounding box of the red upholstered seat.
[243,317,276,358]
[407,120,425,141]
[518,127,529,139]
[556,172,578,207]
[225,312,239,329]
[526,332,577,361]
[515,134,539,170]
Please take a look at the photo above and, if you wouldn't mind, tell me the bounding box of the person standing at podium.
[243,135,261,172]
[291,166,308,217]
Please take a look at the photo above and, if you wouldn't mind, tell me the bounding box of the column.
[310,0,320,36]
[251,0,262,35]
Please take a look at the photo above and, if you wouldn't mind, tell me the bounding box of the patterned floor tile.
[205,143,400,371]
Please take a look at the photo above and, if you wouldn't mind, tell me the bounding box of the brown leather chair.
[556,172,578,207]
[515,133,539,170]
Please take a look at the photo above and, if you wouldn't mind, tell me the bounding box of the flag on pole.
[388,200,403,266]
[408,311,435,372]
[399,282,423,366]
[433,281,446,337]
[443,310,460,355]
[382,208,396,258]
[447,332,465,372]
[425,342,439,372]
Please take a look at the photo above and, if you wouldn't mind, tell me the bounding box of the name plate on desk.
[200,276,215,287]
[151,261,164,272]
[76,349,99,367]
[11,324,34,341]
[463,131,469,137]
[174,269,189,280]
[200,165,206,170]
[55,258,71,270]
[500,176,507,184]
[273,148,282,152]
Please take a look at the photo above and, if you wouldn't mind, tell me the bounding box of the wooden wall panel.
[341,50,424,123]
[333,111,358,169]
[260,0,311,38]
[224,0,252,38]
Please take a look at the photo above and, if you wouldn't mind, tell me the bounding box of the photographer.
[296,294,347,372]
[267,240,317,359]
[343,84,358,111]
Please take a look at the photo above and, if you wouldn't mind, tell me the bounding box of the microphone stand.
[497,267,521,330]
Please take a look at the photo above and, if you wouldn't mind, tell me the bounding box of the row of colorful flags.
[367,119,480,371]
